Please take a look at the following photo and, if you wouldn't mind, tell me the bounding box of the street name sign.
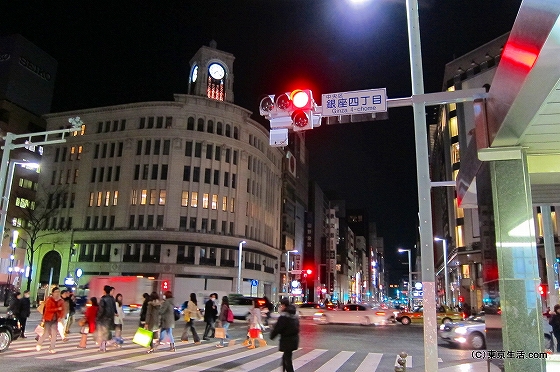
[321,88,387,117]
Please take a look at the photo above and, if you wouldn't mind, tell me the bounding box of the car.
[228,296,265,320]
[439,314,487,349]
[313,304,399,326]
[296,303,324,318]
[440,314,554,351]
[396,305,465,325]
[0,314,22,352]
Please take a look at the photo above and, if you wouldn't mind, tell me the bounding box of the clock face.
[208,63,225,80]
[192,65,198,83]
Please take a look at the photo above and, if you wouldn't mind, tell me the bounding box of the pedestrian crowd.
[7,289,299,372]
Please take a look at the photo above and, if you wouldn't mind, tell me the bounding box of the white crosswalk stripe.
[5,334,394,371]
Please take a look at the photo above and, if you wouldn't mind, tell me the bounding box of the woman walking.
[181,293,201,344]
[36,287,64,354]
[216,296,232,348]
[145,292,161,353]
[114,293,125,344]
[77,297,98,348]
[156,290,176,352]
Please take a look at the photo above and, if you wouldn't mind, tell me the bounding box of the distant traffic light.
[538,284,548,296]
[161,280,170,291]
[458,296,464,303]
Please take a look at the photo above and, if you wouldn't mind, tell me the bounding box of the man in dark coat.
[202,293,218,340]
[270,298,300,372]
[96,285,117,352]
[139,292,150,327]
[19,290,31,338]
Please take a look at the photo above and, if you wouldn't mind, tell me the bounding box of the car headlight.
[454,326,468,335]
[439,324,446,331]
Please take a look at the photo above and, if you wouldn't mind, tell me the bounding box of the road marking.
[270,349,328,372]
[314,350,354,371]
[225,350,283,371]
[173,345,276,371]
[355,353,383,372]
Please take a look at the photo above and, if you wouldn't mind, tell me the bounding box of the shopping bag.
[249,328,261,339]
[215,327,226,339]
[34,323,44,337]
[132,327,153,348]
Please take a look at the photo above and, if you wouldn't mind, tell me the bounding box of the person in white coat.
[113,293,125,344]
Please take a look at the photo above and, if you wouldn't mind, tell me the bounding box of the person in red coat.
[36,287,64,353]
[78,297,99,348]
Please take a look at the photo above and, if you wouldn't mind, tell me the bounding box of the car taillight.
[375,312,385,316]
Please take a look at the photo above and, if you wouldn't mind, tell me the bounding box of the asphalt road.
[1,311,505,371]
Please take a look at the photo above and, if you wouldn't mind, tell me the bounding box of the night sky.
[1,0,522,284]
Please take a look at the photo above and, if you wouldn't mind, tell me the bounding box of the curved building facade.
[33,44,285,302]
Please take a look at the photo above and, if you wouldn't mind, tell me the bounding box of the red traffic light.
[458,296,464,303]
[539,284,547,296]
[161,280,170,291]
[291,89,311,109]
[306,269,312,275]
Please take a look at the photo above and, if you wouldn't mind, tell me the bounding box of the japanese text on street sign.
[321,88,387,117]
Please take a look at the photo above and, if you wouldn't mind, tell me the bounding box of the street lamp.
[435,237,450,306]
[285,250,298,299]
[236,240,246,294]
[398,248,412,310]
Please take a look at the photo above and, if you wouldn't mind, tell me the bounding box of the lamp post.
[398,248,412,309]
[435,237,450,306]
[285,250,298,299]
[236,240,246,294]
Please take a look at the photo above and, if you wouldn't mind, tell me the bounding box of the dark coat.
[96,294,117,327]
[20,296,31,318]
[204,299,218,322]
[270,305,299,352]
[550,313,560,332]
[7,297,21,317]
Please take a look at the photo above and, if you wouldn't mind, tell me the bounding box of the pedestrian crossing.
[5,333,396,372]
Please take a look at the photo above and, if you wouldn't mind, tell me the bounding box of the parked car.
[297,302,324,318]
[396,305,464,325]
[0,314,22,352]
[313,304,399,326]
[228,296,265,320]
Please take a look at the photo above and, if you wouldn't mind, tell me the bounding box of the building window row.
[91,166,121,183]
[186,117,239,139]
[136,139,171,156]
[15,197,35,210]
[94,142,124,159]
[138,116,172,130]
[97,119,127,133]
[182,166,236,188]
[131,189,166,206]
[133,164,167,180]
[18,177,38,190]
[89,191,119,207]
[55,145,83,162]
[185,141,238,165]
[84,215,116,230]
[48,192,75,209]
[127,214,165,229]
[248,134,264,153]
[48,216,73,231]
[52,168,79,185]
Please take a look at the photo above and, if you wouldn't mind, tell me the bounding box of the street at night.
[2,314,505,372]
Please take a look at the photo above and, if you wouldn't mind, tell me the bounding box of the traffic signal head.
[161,280,170,291]
[539,284,547,296]
[306,269,313,275]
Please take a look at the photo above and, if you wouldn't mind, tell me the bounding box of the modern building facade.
[30,42,286,303]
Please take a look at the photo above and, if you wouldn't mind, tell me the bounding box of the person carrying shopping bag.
[181,292,202,344]
[215,296,234,348]
[35,287,64,354]
[244,299,266,348]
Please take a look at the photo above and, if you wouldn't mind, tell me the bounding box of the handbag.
[78,317,87,327]
[249,328,261,339]
[34,323,45,337]
[80,325,90,334]
[184,311,191,322]
[215,327,226,339]
[132,327,153,348]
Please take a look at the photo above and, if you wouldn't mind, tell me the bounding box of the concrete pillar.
[490,151,545,371]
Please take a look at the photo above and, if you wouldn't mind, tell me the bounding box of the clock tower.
[188,40,235,103]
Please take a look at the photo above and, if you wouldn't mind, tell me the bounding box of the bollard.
[395,351,408,372]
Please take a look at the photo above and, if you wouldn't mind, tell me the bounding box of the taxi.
[396,305,465,325]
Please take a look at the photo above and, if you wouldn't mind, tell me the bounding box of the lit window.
[78,146,83,159]
[222,196,227,211]
[203,193,209,209]
[104,191,110,206]
[89,192,95,207]
[212,194,218,210]
[181,191,188,206]
[150,189,157,205]
[191,192,198,208]
[141,189,148,205]
[449,116,458,137]
[131,190,137,205]
[159,190,166,205]
[96,192,102,207]
[70,146,75,160]
[113,191,119,206]
[229,197,235,213]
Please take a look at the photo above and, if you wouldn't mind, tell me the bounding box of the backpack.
[226,307,234,323]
